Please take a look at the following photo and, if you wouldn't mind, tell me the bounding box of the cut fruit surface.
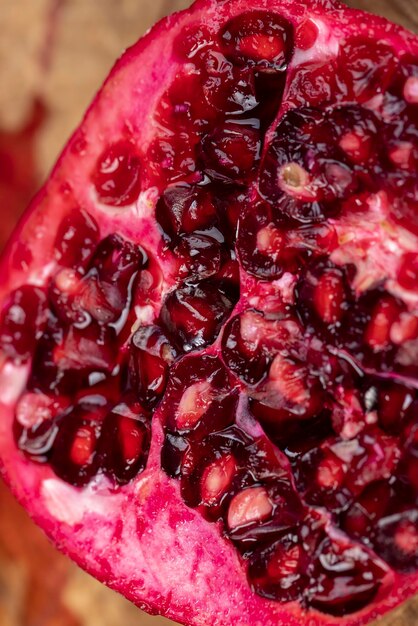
[1,0,418,625]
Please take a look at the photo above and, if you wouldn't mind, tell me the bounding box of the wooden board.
[0,1,418,625]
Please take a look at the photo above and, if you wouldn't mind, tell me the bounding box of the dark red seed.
[220,11,294,71]
[236,202,285,280]
[289,61,338,108]
[13,392,68,461]
[173,24,214,61]
[54,209,99,272]
[159,354,231,435]
[308,536,388,616]
[339,38,397,103]
[160,281,238,353]
[343,481,392,539]
[249,534,309,602]
[221,312,271,386]
[50,406,105,486]
[178,425,246,517]
[313,269,347,324]
[227,486,273,530]
[201,124,260,183]
[364,295,403,351]
[92,141,142,206]
[156,185,218,242]
[200,454,237,505]
[374,511,418,573]
[147,130,198,185]
[0,285,47,362]
[90,234,148,285]
[101,401,151,485]
[377,383,414,433]
[129,325,177,408]
[176,234,222,280]
[201,53,258,115]
[53,323,118,373]
[49,268,90,326]
[398,251,418,290]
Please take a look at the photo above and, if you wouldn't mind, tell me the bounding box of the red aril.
[1,1,418,625]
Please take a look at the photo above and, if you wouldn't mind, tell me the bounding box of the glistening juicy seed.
[1,2,418,622]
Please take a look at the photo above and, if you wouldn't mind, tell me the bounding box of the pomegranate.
[1,0,418,624]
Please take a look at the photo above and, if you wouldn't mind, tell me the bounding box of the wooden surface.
[1,1,418,625]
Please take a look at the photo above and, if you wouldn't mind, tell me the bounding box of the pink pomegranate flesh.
[1,0,418,624]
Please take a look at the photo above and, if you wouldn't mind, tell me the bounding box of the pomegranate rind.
[1,0,418,625]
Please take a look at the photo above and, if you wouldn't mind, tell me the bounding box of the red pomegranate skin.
[1,0,418,625]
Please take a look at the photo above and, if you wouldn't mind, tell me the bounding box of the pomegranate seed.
[0,285,47,362]
[227,486,273,530]
[176,381,214,430]
[100,402,151,484]
[389,141,414,169]
[160,281,237,352]
[176,234,222,280]
[92,141,142,206]
[49,268,90,326]
[313,269,346,324]
[343,481,392,539]
[15,392,67,428]
[323,161,355,200]
[347,430,401,492]
[129,326,176,408]
[260,107,349,222]
[267,544,302,579]
[364,296,402,350]
[220,11,293,69]
[404,76,418,103]
[390,312,418,344]
[339,132,363,155]
[91,234,147,286]
[238,33,285,63]
[221,312,271,386]
[130,350,168,408]
[237,203,286,279]
[54,268,81,294]
[331,387,367,440]
[148,131,197,185]
[249,534,309,602]
[118,417,145,465]
[173,24,213,61]
[200,454,236,504]
[54,209,99,272]
[377,384,414,432]
[70,425,96,466]
[156,185,218,241]
[14,392,68,461]
[316,454,345,490]
[309,536,387,616]
[201,56,258,115]
[256,224,284,255]
[295,19,319,50]
[53,324,117,373]
[289,61,337,107]
[395,520,418,554]
[374,511,418,572]
[201,124,260,183]
[340,38,396,102]
[398,251,418,290]
[49,407,105,486]
[269,354,309,406]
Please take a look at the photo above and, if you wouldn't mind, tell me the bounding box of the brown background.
[0,1,418,625]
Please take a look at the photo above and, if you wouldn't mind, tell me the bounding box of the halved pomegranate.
[1,0,418,625]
